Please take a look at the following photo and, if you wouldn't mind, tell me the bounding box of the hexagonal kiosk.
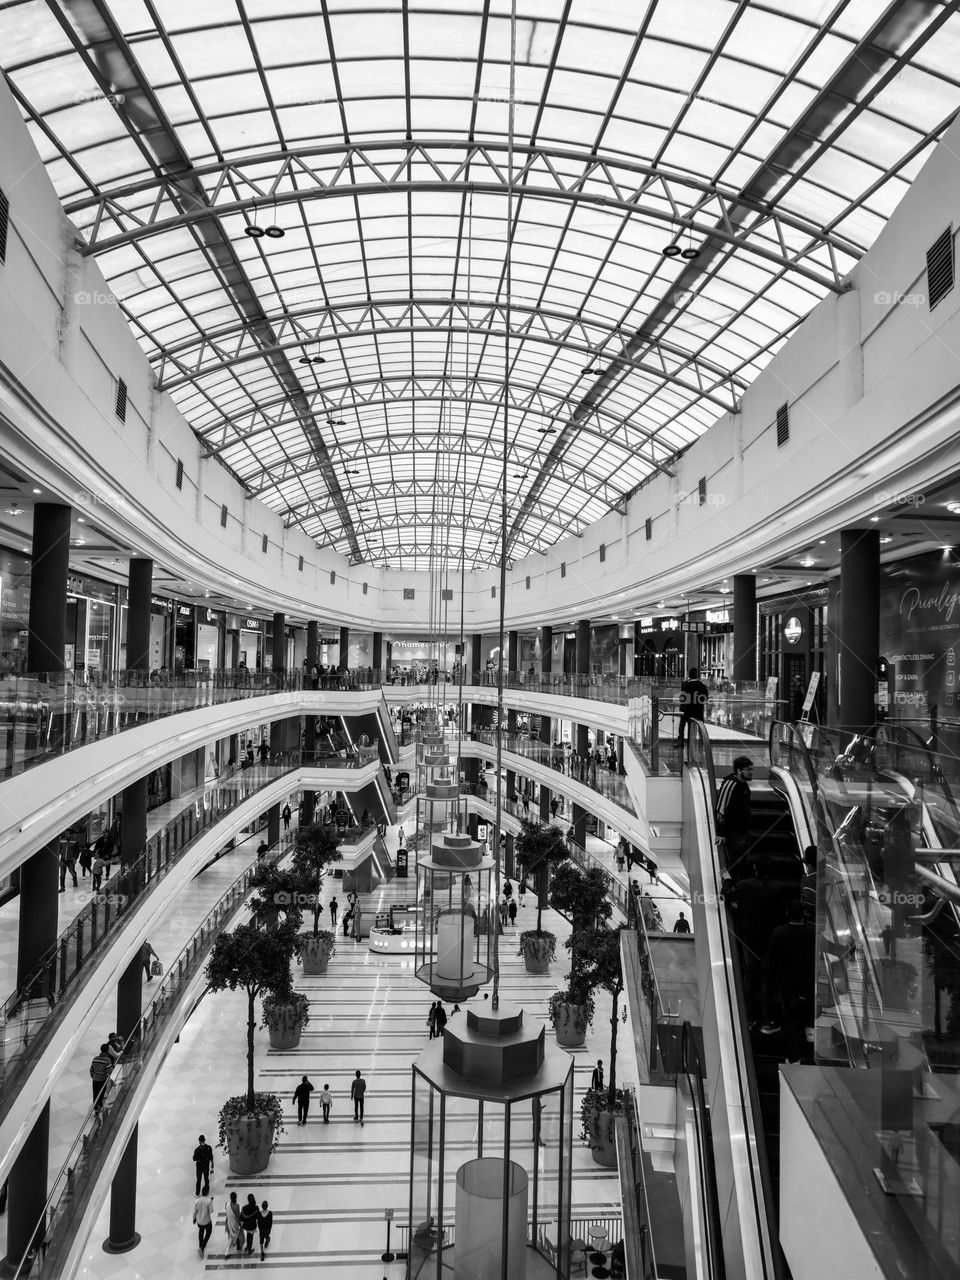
[408,1003,574,1280]
[416,832,493,1002]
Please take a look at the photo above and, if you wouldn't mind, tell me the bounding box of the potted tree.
[292,822,343,974]
[577,926,626,1168]
[205,920,299,1174]
[514,819,568,974]
[546,862,612,1045]
[262,984,310,1049]
[248,861,306,933]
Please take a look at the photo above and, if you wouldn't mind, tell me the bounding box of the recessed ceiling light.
[32,488,41,495]
[870,516,880,522]
[880,535,894,544]
[77,517,85,523]
[801,557,815,567]
[819,539,826,545]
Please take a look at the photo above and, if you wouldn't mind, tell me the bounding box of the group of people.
[427,1001,448,1038]
[216,1191,272,1260]
[291,1075,334,1124]
[57,815,122,892]
[88,1031,126,1112]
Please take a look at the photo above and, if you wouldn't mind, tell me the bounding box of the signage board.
[783,616,803,645]
[800,670,821,719]
[395,848,408,879]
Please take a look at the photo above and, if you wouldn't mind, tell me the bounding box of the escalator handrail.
[685,719,782,1280]
[680,1022,726,1280]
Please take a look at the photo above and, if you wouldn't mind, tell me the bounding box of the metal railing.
[9,839,285,1279]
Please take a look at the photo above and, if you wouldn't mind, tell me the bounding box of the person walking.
[282,803,292,831]
[673,911,692,934]
[320,1083,333,1123]
[192,1191,214,1257]
[351,1069,367,1125]
[434,1003,447,1037]
[192,1134,214,1194]
[141,941,160,981]
[550,796,559,819]
[397,825,406,851]
[293,1075,314,1125]
[675,667,709,751]
[715,756,754,871]
[92,853,106,892]
[90,1043,113,1111]
[224,1191,242,1255]
[257,739,269,765]
[507,898,518,926]
[240,1193,259,1255]
[590,1059,604,1092]
[329,896,338,928]
[58,838,78,891]
[258,1201,273,1261]
[427,1001,439,1039]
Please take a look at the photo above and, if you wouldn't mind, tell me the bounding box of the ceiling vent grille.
[645,517,652,541]
[403,587,415,600]
[698,477,707,506]
[599,543,606,563]
[363,582,369,595]
[441,587,453,601]
[329,571,336,585]
[115,377,127,423]
[261,533,268,553]
[561,562,566,578]
[776,403,789,446]
[927,227,954,309]
[220,504,228,528]
[298,555,304,572]
[175,458,184,489]
[0,188,8,264]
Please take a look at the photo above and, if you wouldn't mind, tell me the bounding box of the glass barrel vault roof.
[3,0,960,569]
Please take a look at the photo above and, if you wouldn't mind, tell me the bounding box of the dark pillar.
[119,776,148,896]
[539,785,551,822]
[27,503,71,673]
[471,635,482,681]
[3,1103,51,1272]
[540,625,553,675]
[540,714,551,747]
[571,802,587,847]
[507,630,518,675]
[732,574,757,682]
[305,623,319,772]
[339,626,349,671]
[126,559,153,674]
[576,722,590,758]
[576,619,590,675]
[104,1128,141,1253]
[272,612,286,673]
[307,621,319,668]
[503,832,515,878]
[301,791,316,826]
[838,529,880,734]
[16,842,59,985]
[506,767,516,798]
[373,632,384,675]
[267,804,281,846]
[633,622,642,677]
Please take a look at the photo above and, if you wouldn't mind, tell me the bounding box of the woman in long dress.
[224,1191,242,1254]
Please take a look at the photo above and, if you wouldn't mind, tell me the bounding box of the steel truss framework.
[154,296,748,415]
[70,140,859,292]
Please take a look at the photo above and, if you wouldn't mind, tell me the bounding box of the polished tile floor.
[75,826,628,1279]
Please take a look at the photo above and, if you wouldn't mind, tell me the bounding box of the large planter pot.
[553,1001,587,1048]
[590,1114,619,1168]
[301,934,334,975]
[520,935,554,975]
[225,1111,278,1176]
[265,1002,307,1049]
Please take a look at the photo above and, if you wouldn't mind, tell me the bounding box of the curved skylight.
[3,0,959,569]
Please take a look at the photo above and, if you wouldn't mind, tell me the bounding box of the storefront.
[880,549,960,729]
[195,605,224,673]
[758,589,829,721]
[635,617,684,679]
[238,615,264,671]
[683,609,734,681]
[65,573,119,676]
[173,602,194,673]
[150,595,174,671]
[0,544,30,675]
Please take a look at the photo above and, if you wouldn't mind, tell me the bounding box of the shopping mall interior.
[1,3,960,1278]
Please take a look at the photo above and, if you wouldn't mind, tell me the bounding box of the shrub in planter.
[515,819,569,932]
[205,920,300,1174]
[580,1086,626,1168]
[518,929,557,974]
[547,986,595,1048]
[248,862,308,933]
[262,989,310,1049]
[300,928,336,975]
[576,925,627,1166]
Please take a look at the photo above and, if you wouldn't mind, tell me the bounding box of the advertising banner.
[880,553,960,714]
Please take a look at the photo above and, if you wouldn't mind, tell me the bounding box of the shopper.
[292,1075,314,1125]
[673,911,692,934]
[320,1083,333,1123]
[192,1191,214,1257]
[282,803,292,830]
[715,755,754,869]
[258,739,269,765]
[240,1193,259,1255]
[351,1069,367,1125]
[427,1001,439,1039]
[141,940,160,981]
[224,1191,242,1255]
[590,1059,604,1092]
[258,1201,273,1260]
[192,1134,214,1194]
[434,1003,447,1036]
[675,667,709,750]
[90,1043,113,1111]
[329,897,338,928]
[508,898,518,926]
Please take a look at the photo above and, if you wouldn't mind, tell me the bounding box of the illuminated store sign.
[784,616,803,645]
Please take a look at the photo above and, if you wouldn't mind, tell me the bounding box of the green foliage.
[292,822,344,936]
[248,862,312,932]
[547,987,595,1034]
[518,929,557,962]
[261,989,310,1029]
[217,1092,284,1154]
[515,819,569,931]
[580,1086,626,1149]
[574,926,625,1106]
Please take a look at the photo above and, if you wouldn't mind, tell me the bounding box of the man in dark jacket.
[765,900,817,1061]
[715,756,754,869]
[193,1134,214,1194]
[676,667,709,750]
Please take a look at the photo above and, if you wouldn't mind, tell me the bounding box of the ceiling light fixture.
[32,488,41,495]
[299,356,326,366]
